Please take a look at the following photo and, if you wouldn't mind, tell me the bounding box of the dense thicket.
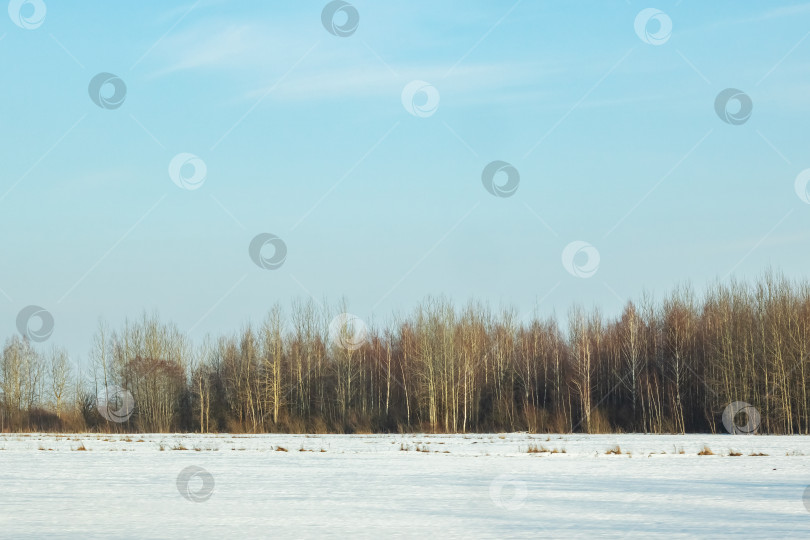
[2,271,809,434]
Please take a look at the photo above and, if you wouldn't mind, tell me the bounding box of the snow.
[1,433,809,538]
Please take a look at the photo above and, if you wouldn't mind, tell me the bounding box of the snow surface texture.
[1,433,809,538]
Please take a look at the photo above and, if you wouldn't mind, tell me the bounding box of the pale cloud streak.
[146,17,565,104]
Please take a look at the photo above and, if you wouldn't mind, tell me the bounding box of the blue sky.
[2,0,810,360]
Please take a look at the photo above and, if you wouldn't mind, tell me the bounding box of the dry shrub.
[523,405,544,434]
[520,406,571,434]
[587,409,612,434]
[225,417,247,434]
[279,416,307,434]
[345,412,373,434]
[308,417,329,434]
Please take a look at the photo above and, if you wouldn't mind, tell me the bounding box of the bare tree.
[49,346,71,419]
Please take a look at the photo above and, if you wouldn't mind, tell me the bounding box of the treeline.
[2,271,809,434]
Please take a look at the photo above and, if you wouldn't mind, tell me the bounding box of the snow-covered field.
[1,433,809,538]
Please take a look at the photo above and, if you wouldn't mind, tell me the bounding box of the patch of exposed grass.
[605,445,622,455]
[275,446,288,452]
[698,446,714,456]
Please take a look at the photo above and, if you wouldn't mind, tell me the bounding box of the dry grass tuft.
[275,446,288,452]
[605,445,622,455]
[74,442,87,451]
[749,452,768,456]
[728,450,742,457]
[697,445,714,456]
